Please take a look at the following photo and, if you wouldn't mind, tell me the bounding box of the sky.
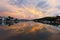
[0,0,60,19]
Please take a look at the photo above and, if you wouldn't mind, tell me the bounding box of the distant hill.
[33,16,60,22]
[32,16,60,26]
[19,19,31,21]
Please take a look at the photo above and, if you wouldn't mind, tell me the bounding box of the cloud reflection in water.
[0,21,60,40]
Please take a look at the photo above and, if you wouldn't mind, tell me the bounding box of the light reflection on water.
[0,21,60,40]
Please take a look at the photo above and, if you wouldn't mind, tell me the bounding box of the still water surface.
[0,21,60,40]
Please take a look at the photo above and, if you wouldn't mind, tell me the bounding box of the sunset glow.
[0,0,60,40]
[0,0,60,19]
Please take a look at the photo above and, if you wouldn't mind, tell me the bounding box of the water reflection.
[0,21,60,40]
[33,20,60,26]
[0,21,19,26]
[0,21,60,27]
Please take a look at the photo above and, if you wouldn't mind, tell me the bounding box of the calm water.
[0,21,60,40]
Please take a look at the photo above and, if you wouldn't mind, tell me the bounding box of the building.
[0,16,7,22]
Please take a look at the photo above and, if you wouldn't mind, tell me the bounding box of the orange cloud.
[0,0,45,19]
[23,7,44,18]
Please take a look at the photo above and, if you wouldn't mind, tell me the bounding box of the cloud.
[37,0,49,9]
[0,0,60,19]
